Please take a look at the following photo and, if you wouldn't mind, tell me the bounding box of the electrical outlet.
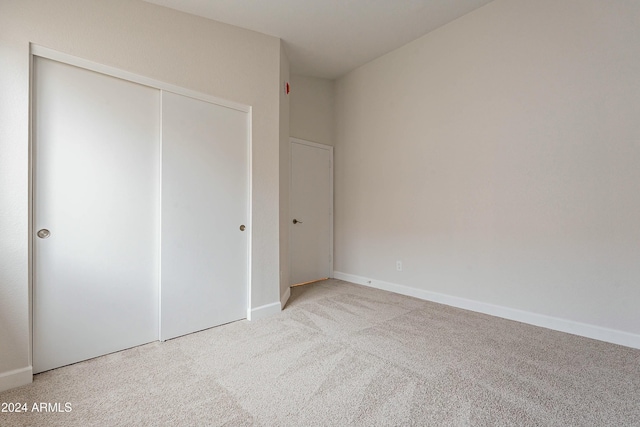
[396,260,402,271]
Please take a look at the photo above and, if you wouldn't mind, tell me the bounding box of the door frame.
[289,137,334,284]
[29,45,253,367]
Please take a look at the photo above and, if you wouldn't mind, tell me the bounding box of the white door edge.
[290,137,333,152]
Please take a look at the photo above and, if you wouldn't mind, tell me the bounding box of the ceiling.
[143,0,494,79]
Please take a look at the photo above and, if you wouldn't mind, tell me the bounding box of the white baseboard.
[333,271,640,350]
[248,301,281,321]
[280,286,291,310]
[0,366,32,393]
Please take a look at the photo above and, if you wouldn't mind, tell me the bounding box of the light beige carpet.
[1,279,639,426]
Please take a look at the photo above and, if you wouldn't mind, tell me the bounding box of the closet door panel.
[161,91,249,341]
[33,57,160,373]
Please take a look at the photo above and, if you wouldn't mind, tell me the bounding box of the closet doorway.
[32,49,250,373]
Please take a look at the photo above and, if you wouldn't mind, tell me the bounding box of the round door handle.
[37,229,51,239]
[292,219,302,224]
[239,224,246,231]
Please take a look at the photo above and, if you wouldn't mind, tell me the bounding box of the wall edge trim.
[280,286,291,310]
[0,366,33,393]
[248,301,281,321]
[333,271,640,349]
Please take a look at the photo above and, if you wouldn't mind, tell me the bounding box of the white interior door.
[290,139,333,285]
[33,57,160,373]
[160,91,249,341]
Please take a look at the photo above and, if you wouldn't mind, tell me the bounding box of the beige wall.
[0,0,282,387]
[334,0,640,339]
[290,75,335,146]
[279,43,291,301]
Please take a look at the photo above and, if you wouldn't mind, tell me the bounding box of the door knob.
[37,229,51,239]
[292,219,302,224]
[239,224,246,231]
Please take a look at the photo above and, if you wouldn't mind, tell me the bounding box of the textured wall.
[0,0,281,385]
[334,0,640,337]
[290,75,335,146]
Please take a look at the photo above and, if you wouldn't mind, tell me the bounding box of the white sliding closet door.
[161,91,249,341]
[33,57,160,373]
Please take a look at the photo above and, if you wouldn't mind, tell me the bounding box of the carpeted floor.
[1,279,639,426]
